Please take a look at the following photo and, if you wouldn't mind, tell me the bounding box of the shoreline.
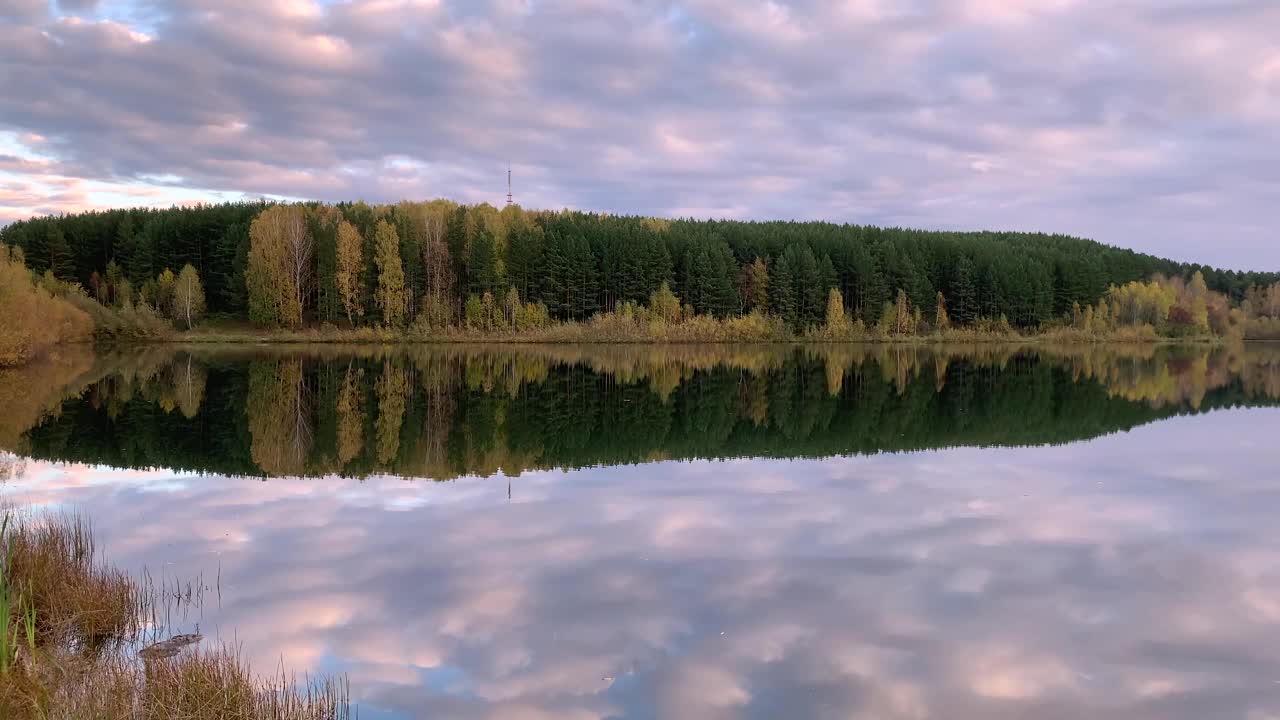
[14,328,1270,371]
[149,329,1236,347]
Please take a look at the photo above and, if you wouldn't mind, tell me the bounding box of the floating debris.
[139,632,203,660]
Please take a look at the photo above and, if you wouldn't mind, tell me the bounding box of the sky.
[1,0,1277,269]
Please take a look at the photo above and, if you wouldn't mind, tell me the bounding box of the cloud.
[0,0,1277,268]
[8,407,1280,719]
[55,0,99,11]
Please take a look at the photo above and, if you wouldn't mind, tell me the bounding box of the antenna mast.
[506,165,513,206]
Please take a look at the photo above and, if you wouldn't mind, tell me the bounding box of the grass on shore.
[1244,317,1280,342]
[0,510,350,720]
[173,314,1228,347]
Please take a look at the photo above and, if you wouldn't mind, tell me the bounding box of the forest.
[3,200,1279,351]
[8,344,1279,481]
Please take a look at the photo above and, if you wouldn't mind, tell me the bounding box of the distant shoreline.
[152,325,1237,347]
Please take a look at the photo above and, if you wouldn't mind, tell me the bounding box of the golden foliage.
[334,220,364,325]
[372,220,406,327]
[172,265,206,330]
[0,245,93,367]
[247,205,312,328]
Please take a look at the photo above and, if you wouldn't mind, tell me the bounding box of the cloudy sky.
[1,0,1277,268]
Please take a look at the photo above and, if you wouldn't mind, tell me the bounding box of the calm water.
[3,343,1280,719]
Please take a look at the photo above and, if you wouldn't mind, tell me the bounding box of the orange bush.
[0,246,93,367]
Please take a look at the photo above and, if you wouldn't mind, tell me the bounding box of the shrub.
[1245,318,1280,342]
[0,246,93,366]
[63,294,172,343]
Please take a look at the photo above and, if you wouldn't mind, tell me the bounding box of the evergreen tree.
[811,253,837,325]
[541,229,598,321]
[772,245,826,328]
[506,222,544,301]
[126,222,158,284]
[210,220,251,314]
[446,205,469,290]
[7,198,1279,336]
[622,231,673,305]
[681,240,738,317]
[468,227,502,297]
[113,216,142,283]
[45,226,75,279]
[394,202,424,320]
[310,207,342,324]
[771,248,799,326]
[952,255,977,325]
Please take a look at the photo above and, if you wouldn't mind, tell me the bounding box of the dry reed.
[0,511,351,720]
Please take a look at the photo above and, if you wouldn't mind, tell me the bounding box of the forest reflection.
[5,342,1279,480]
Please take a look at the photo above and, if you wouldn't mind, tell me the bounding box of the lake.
[2,343,1279,719]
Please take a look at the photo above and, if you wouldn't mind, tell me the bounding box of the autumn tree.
[894,289,914,335]
[825,288,848,331]
[88,271,106,304]
[935,292,950,331]
[247,205,313,328]
[373,219,407,327]
[154,268,177,316]
[335,220,364,325]
[10,196,1280,337]
[172,264,206,329]
[116,277,134,308]
[503,286,521,328]
[1188,270,1210,330]
[419,225,455,326]
[649,282,682,323]
[419,200,456,328]
[737,257,769,313]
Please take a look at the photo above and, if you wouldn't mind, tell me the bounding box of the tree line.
[3,200,1278,334]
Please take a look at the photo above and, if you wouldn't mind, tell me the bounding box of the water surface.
[2,343,1279,719]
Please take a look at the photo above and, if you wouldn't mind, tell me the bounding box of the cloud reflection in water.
[5,408,1280,719]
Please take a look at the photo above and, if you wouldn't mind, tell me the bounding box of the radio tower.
[506,165,513,206]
